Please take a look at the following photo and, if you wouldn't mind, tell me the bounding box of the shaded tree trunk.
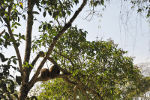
[18,84,30,100]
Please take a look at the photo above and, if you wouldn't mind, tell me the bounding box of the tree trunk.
[18,84,30,100]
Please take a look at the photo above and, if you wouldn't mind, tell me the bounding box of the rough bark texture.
[18,84,29,100]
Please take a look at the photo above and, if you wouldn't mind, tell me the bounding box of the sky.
[73,0,150,64]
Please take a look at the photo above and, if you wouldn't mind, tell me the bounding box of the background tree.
[36,28,149,99]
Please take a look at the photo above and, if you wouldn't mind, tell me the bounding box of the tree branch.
[24,51,45,78]
[23,0,36,83]
[63,75,103,99]
[0,30,5,37]
[7,24,23,76]
[64,75,103,99]
[29,0,87,88]
[31,51,45,66]
[77,80,103,99]
[23,0,35,64]
[33,56,71,82]
[4,4,23,77]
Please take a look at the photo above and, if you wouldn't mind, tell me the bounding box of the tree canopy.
[36,27,145,99]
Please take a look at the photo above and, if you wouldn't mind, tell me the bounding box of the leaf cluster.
[0,0,24,23]
[0,53,19,99]
[131,0,150,18]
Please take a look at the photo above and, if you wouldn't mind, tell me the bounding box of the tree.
[0,0,149,100]
[36,28,146,99]
[0,0,106,99]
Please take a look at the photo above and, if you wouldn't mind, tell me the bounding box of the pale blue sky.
[73,0,150,64]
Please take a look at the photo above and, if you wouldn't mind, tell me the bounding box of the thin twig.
[53,50,76,68]
[0,30,5,37]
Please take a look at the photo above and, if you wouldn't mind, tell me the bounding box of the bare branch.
[29,0,87,87]
[31,51,45,66]
[6,24,23,76]
[21,0,37,84]
[0,30,5,37]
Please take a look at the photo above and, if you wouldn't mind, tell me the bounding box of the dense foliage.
[35,27,146,99]
[0,53,18,99]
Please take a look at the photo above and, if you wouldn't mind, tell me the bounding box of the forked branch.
[29,0,88,88]
[0,30,5,37]
[4,4,23,76]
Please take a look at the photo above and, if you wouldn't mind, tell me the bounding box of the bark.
[18,84,29,100]
[34,56,71,82]
[36,74,70,82]
[7,22,23,74]
[24,0,34,64]
[0,30,5,37]
[23,0,35,83]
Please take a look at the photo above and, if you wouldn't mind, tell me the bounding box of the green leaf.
[43,11,46,17]
[0,53,7,62]
[101,0,104,5]
[43,24,46,30]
